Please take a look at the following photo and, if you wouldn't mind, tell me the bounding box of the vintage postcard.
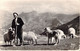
[0,0,79,50]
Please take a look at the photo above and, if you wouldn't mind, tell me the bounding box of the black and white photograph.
[0,0,79,50]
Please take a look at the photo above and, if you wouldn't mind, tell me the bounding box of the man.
[11,12,24,45]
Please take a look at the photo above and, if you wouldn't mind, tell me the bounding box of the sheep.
[44,27,54,44]
[68,27,78,38]
[3,27,15,45]
[52,29,66,45]
[22,31,37,45]
[44,27,66,45]
[54,29,66,39]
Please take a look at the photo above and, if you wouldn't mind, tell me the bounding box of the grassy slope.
[0,36,79,50]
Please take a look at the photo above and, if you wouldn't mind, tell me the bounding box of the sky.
[0,0,79,14]
[0,0,79,28]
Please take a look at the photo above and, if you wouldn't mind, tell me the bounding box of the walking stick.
[16,25,18,45]
[15,18,18,45]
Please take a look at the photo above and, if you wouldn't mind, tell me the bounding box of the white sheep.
[22,31,37,45]
[68,27,78,38]
[54,29,66,39]
[44,27,66,45]
[52,29,66,44]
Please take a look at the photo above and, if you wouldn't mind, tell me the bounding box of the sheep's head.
[44,27,53,33]
[62,35,66,39]
[9,27,13,31]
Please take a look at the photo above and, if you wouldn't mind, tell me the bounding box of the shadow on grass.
[1,45,13,47]
[34,43,55,46]
[0,43,55,47]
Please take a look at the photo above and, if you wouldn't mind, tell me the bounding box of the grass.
[0,35,79,50]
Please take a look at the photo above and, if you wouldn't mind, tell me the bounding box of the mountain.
[55,14,78,24]
[0,10,12,28]
[2,11,79,34]
[50,18,62,28]
[56,16,79,35]
[19,11,63,34]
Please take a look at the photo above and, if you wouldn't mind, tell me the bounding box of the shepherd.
[11,12,24,46]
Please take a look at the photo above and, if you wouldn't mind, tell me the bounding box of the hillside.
[0,10,13,27]
[1,11,78,34]
[56,16,79,35]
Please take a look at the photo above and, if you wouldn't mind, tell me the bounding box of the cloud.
[0,0,79,14]
[0,0,79,28]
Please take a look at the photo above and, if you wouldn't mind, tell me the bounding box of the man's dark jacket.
[11,17,24,35]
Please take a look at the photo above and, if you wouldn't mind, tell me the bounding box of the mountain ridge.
[1,11,79,34]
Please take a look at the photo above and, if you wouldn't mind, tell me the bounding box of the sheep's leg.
[9,41,10,45]
[6,41,7,45]
[54,36,59,45]
[51,37,53,43]
[28,41,30,45]
[71,34,73,38]
[8,41,9,45]
[10,41,12,45]
[13,39,17,47]
[32,38,37,45]
[56,38,59,44]
[13,39,15,44]
[48,38,49,44]
[35,39,37,45]
[5,42,7,45]
[4,41,6,45]
[4,40,6,45]
[48,37,49,45]
[29,40,32,45]
[72,34,74,38]
[47,33,49,45]
[9,41,11,45]
[70,34,73,38]
[12,39,14,45]
[32,39,34,45]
